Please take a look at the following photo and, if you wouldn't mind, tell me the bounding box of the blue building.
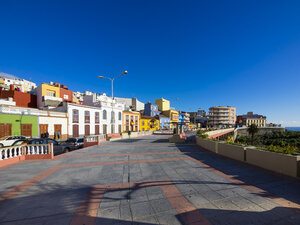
[144,102,160,117]
[156,115,170,130]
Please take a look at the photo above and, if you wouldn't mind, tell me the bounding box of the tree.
[248,124,259,145]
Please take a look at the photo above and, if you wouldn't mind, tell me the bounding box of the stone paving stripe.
[61,157,188,168]
[59,151,189,159]
[71,181,212,225]
[188,157,300,214]
[161,183,212,225]
[0,158,186,204]
[0,166,61,204]
[70,186,106,225]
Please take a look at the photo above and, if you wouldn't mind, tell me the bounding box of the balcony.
[42,96,62,107]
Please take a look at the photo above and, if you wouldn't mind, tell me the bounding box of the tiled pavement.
[0,135,299,225]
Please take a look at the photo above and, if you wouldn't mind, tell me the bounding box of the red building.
[60,84,73,103]
[0,85,37,108]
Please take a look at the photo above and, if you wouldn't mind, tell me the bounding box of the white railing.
[0,144,52,161]
[24,144,52,155]
[1,146,24,160]
[85,135,106,143]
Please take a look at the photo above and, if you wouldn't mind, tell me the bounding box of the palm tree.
[248,124,259,145]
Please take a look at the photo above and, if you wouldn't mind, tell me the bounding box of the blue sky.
[0,0,300,126]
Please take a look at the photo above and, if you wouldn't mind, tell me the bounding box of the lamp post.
[98,70,128,99]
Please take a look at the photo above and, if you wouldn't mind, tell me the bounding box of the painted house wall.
[60,88,73,103]
[38,111,68,139]
[159,117,170,129]
[140,118,159,131]
[144,103,160,117]
[155,98,170,111]
[0,113,38,137]
[0,87,37,108]
[122,111,140,132]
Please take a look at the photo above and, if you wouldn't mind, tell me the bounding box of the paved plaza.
[0,135,300,225]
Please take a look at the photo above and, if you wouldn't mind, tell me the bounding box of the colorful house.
[0,85,37,108]
[0,105,68,139]
[162,110,179,129]
[36,82,73,109]
[155,114,170,130]
[144,102,160,117]
[155,98,170,111]
[122,111,140,132]
[140,116,159,131]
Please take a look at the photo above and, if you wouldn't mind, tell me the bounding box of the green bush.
[196,129,208,139]
[236,130,300,155]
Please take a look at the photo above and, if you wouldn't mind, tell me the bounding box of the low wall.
[195,137,218,153]
[195,137,300,178]
[246,148,300,177]
[235,127,285,139]
[218,142,246,162]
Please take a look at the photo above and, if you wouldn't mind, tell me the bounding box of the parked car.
[0,136,27,147]
[63,138,84,151]
[27,138,70,155]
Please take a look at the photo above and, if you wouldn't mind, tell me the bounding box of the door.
[85,125,90,136]
[21,124,32,137]
[39,124,48,137]
[95,125,100,135]
[103,124,107,134]
[111,125,114,134]
[118,125,122,134]
[54,124,62,139]
[0,124,12,138]
[73,124,79,137]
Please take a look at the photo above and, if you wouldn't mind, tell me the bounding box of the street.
[0,135,299,225]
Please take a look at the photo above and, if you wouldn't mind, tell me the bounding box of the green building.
[0,113,38,137]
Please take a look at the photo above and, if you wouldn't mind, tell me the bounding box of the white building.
[0,72,37,93]
[52,93,124,137]
[115,97,145,111]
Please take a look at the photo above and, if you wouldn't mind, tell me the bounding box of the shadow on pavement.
[175,142,300,207]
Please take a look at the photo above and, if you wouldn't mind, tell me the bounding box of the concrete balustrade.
[0,143,54,167]
[246,147,300,178]
[195,136,300,178]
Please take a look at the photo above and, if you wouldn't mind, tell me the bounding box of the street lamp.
[98,70,128,98]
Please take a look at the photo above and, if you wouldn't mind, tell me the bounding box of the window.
[95,112,100,123]
[103,110,107,120]
[142,121,144,126]
[63,94,69,100]
[73,109,79,123]
[126,115,129,122]
[46,91,55,97]
[111,111,115,122]
[119,112,122,120]
[85,111,90,123]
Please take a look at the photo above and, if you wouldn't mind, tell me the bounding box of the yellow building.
[162,110,179,129]
[36,83,62,109]
[140,116,159,131]
[122,111,140,132]
[155,98,170,111]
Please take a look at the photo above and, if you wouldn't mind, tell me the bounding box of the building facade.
[162,109,179,129]
[122,111,140,132]
[144,102,160,117]
[155,114,170,130]
[83,93,124,134]
[0,105,67,139]
[155,98,170,111]
[208,106,236,128]
[236,112,266,127]
[115,97,145,111]
[0,85,37,108]
[0,72,37,93]
[140,116,159,131]
[36,83,62,109]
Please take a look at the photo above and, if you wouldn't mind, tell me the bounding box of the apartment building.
[208,106,236,128]
[0,72,37,93]
[237,112,266,127]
